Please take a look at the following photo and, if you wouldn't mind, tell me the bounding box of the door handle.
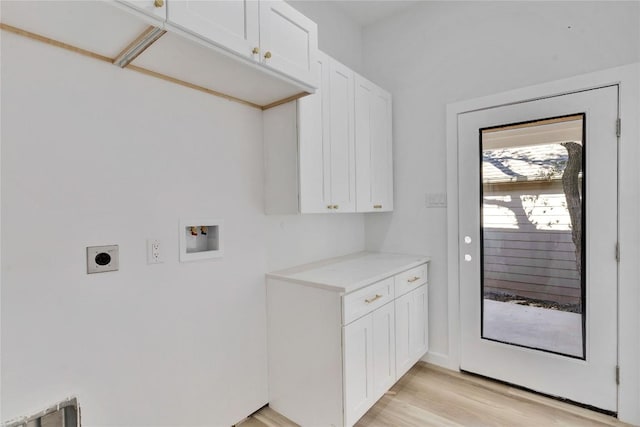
[365,294,383,304]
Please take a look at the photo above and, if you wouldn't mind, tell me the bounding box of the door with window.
[458,86,618,412]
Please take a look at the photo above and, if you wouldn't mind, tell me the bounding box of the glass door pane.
[481,114,585,359]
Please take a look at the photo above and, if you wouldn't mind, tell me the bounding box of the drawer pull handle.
[407,276,421,283]
[365,294,383,304]
[373,204,383,209]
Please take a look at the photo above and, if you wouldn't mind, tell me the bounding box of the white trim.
[422,351,453,370]
[446,63,640,424]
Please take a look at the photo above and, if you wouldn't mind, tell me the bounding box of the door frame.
[444,63,640,424]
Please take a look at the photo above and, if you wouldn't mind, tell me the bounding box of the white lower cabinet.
[395,284,429,379]
[267,253,429,426]
[411,285,429,362]
[344,313,374,426]
[371,301,397,399]
[344,300,396,426]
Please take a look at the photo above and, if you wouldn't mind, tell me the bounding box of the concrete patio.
[483,299,583,357]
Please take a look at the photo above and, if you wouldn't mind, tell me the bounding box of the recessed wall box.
[87,245,119,273]
[179,219,223,262]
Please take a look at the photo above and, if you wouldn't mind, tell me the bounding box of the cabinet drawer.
[395,264,428,297]
[343,277,394,325]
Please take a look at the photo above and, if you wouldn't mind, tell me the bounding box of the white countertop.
[266,251,430,294]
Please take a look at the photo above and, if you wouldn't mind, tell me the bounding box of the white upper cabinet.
[0,1,155,58]
[328,59,356,213]
[116,0,167,22]
[298,52,331,213]
[1,1,318,108]
[259,1,318,86]
[166,0,317,88]
[264,53,356,214]
[167,0,260,60]
[355,74,393,212]
[264,53,394,215]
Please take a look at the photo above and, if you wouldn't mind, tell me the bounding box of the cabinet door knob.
[327,205,333,210]
[264,51,272,59]
[154,0,164,7]
[333,205,339,210]
[373,204,382,209]
[252,47,259,55]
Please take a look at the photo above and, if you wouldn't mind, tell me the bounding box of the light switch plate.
[87,245,119,274]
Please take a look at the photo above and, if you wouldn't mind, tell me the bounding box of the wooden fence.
[483,182,581,305]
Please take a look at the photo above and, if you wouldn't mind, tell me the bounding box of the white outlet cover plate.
[147,239,163,264]
[87,245,119,274]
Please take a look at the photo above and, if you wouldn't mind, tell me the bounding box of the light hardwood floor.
[239,362,630,427]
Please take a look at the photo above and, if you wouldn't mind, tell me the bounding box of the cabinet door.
[116,0,167,21]
[355,75,393,212]
[344,314,373,427]
[168,0,260,59]
[328,59,356,212]
[395,284,429,378]
[395,290,413,378]
[372,302,396,400]
[410,284,429,361]
[259,0,318,87]
[298,52,332,213]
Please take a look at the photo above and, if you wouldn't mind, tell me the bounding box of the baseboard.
[422,351,458,371]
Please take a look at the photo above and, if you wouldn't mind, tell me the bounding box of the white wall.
[1,1,366,422]
[1,32,266,425]
[0,16,365,425]
[361,1,640,361]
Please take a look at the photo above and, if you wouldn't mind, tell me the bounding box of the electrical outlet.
[87,245,119,274]
[147,239,163,264]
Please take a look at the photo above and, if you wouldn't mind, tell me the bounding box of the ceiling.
[331,1,420,27]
